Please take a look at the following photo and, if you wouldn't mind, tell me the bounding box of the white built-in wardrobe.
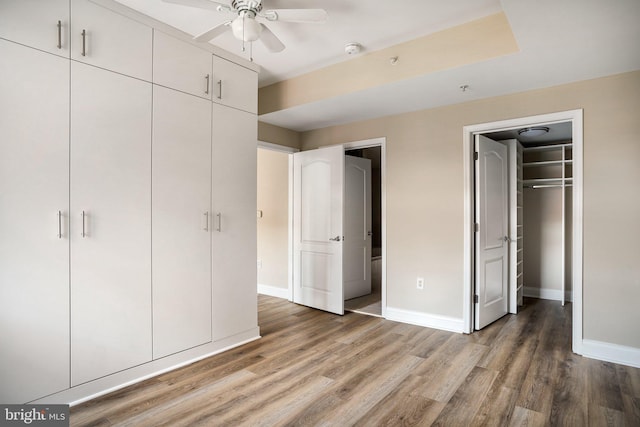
[0,0,259,404]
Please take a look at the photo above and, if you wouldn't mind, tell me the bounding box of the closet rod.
[525,184,573,189]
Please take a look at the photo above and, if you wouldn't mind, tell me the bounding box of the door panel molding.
[293,146,344,315]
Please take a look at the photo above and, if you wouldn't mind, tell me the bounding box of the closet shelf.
[523,143,572,152]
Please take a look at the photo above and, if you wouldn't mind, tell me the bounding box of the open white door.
[293,146,344,314]
[475,135,509,329]
[343,156,372,300]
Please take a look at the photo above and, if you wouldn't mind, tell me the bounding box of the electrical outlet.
[416,277,424,290]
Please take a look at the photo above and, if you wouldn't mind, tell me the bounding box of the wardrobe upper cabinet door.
[153,31,213,99]
[70,62,152,386]
[212,56,258,114]
[71,0,152,81]
[0,40,70,404]
[0,0,70,57]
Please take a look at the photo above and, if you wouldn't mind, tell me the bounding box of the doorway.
[290,138,387,318]
[256,142,298,301]
[463,110,584,355]
[344,146,383,317]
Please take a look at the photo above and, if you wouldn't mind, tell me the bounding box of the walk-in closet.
[485,122,573,308]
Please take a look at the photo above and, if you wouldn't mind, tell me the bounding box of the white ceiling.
[114,0,640,132]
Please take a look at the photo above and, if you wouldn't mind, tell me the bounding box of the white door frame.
[286,138,387,317]
[462,110,583,355]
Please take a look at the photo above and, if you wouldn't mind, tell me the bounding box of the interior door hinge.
[474,223,479,232]
[474,152,478,161]
[474,295,479,304]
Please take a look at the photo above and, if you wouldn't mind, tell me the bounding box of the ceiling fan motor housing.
[231,0,263,14]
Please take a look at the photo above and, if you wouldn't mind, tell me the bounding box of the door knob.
[329,236,341,242]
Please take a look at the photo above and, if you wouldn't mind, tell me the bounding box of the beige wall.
[523,187,567,295]
[258,121,301,150]
[300,70,640,349]
[257,148,290,289]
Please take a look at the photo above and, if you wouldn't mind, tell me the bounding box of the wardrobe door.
[71,0,152,81]
[212,56,258,114]
[211,104,257,341]
[0,0,70,57]
[0,40,70,404]
[70,62,152,386]
[152,86,212,359]
[153,30,213,99]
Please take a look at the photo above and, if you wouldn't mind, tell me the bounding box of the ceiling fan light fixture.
[231,13,262,42]
[518,126,550,137]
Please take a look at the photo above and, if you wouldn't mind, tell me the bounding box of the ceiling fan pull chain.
[241,13,244,51]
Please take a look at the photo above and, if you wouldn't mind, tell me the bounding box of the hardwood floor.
[71,296,640,426]
[345,291,382,316]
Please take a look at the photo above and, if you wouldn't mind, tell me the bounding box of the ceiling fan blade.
[194,21,232,42]
[262,9,328,23]
[259,24,285,52]
[161,0,230,12]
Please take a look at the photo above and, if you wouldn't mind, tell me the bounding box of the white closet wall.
[0,0,259,404]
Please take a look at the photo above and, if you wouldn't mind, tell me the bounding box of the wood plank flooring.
[71,296,640,426]
[344,291,382,317]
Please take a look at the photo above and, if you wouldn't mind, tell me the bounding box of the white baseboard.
[33,328,261,405]
[385,307,464,333]
[524,286,572,302]
[257,283,289,299]
[581,339,640,368]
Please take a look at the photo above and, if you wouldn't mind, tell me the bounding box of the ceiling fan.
[162,0,328,52]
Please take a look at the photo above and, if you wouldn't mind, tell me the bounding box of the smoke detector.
[345,43,362,55]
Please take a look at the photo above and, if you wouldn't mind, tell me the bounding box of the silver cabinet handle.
[57,210,63,238]
[203,212,209,231]
[81,211,86,238]
[57,20,62,49]
[81,29,86,56]
[205,74,210,95]
[215,213,221,232]
[216,80,222,99]
[329,236,341,242]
